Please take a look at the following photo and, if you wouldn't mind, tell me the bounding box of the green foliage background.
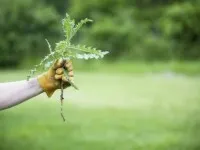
[0,0,61,67]
[69,0,200,61]
[0,0,200,67]
[1,1,200,150]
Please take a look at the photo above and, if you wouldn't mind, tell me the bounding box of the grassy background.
[20,60,200,75]
[0,69,200,150]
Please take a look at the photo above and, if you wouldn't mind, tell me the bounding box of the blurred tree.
[68,0,200,61]
[68,0,171,61]
[159,0,200,60]
[0,0,61,67]
[0,0,199,67]
[43,0,69,15]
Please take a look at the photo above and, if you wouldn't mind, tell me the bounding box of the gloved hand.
[37,59,74,97]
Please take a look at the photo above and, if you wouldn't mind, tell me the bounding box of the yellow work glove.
[37,59,74,97]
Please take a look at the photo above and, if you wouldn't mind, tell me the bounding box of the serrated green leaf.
[27,14,108,80]
[71,18,93,39]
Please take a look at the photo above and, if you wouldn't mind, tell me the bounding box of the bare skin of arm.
[0,78,43,110]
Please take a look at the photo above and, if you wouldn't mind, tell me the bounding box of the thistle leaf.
[62,14,75,41]
[45,39,53,54]
[71,18,93,39]
[27,14,109,80]
[66,44,109,59]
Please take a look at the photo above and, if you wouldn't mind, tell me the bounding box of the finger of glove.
[64,61,73,71]
[56,68,64,75]
[68,70,74,77]
[55,74,62,80]
[55,69,73,78]
[55,73,74,81]
[66,65,73,72]
[62,75,74,83]
[53,58,65,69]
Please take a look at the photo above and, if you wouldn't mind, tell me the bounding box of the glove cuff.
[37,73,56,98]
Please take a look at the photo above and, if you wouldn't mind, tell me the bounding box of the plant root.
[60,80,66,122]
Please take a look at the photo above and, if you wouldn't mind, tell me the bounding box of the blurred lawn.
[0,70,200,150]
[20,60,200,75]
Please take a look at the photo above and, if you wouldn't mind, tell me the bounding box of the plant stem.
[63,69,79,90]
[60,80,65,122]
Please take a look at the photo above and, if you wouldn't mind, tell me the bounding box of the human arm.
[0,59,74,110]
[0,78,43,110]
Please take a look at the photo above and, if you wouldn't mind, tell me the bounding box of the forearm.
[0,78,43,110]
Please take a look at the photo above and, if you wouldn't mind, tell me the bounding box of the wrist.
[37,73,58,97]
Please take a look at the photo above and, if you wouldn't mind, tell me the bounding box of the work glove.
[37,59,74,97]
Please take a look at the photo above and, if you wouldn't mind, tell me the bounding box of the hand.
[37,59,74,97]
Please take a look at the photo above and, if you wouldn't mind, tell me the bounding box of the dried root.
[60,80,66,122]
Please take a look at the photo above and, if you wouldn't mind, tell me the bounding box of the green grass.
[20,60,200,75]
[0,70,200,150]
[59,60,200,75]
